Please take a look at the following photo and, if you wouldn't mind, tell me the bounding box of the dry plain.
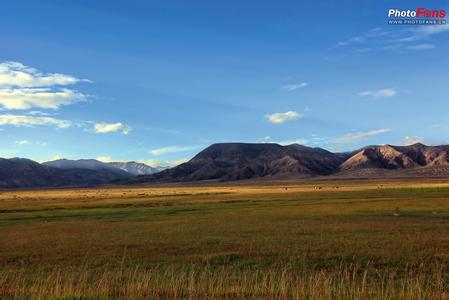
[0,179,448,299]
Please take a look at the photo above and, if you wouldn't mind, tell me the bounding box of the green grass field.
[0,180,448,299]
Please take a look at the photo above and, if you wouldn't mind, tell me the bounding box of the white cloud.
[141,158,187,167]
[403,136,427,146]
[431,124,449,129]
[0,88,86,110]
[358,91,374,97]
[28,110,53,116]
[258,136,308,145]
[332,24,449,52]
[94,122,131,135]
[259,136,274,143]
[149,146,198,156]
[0,114,71,128]
[0,61,88,87]
[15,140,29,145]
[281,82,308,91]
[278,139,309,145]
[334,129,392,144]
[358,88,397,98]
[417,23,449,35]
[406,44,435,50]
[354,47,372,53]
[265,111,303,124]
[331,28,389,49]
[95,156,185,167]
[0,61,89,110]
[96,156,114,163]
[399,23,449,43]
[52,154,64,160]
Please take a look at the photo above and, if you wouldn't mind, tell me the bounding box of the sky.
[1,0,448,166]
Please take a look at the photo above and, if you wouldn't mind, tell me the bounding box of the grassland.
[0,179,448,299]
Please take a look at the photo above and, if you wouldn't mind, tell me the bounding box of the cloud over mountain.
[333,129,392,143]
[149,145,199,156]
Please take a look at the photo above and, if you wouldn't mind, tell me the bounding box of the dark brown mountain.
[0,158,132,188]
[123,143,350,183]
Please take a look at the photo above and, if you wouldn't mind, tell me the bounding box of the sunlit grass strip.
[1,263,446,299]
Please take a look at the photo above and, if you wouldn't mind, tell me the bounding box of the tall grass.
[1,262,446,299]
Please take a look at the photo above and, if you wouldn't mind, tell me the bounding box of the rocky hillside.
[123,143,350,183]
[122,142,449,184]
[340,143,449,172]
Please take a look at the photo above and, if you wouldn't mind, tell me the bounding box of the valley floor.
[0,180,448,299]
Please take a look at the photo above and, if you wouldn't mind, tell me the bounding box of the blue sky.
[1,1,448,166]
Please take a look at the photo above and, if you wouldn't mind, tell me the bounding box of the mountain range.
[122,142,449,184]
[2,142,449,188]
[43,159,164,176]
[0,158,163,188]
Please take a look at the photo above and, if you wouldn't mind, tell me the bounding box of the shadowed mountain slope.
[123,143,449,184]
[0,158,132,188]
[124,143,350,183]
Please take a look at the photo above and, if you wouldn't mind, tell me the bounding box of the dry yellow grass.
[0,179,448,298]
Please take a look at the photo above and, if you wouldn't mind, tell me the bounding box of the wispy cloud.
[149,145,198,156]
[265,111,303,124]
[52,154,64,160]
[15,140,29,145]
[96,156,184,167]
[403,136,427,146]
[0,88,86,110]
[405,43,435,50]
[396,23,449,43]
[258,136,309,145]
[354,47,372,53]
[331,23,449,52]
[0,61,89,110]
[96,156,114,163]
[94,122,131,135]
[27,110,54,116]
[431,124,449,129]
[331,27,389,49]
[358,88,397,98]
[0,61,89,87]
[333,129,392,144]
[0,114,71,128]
[139,158,187,167]
[281,82,308,91]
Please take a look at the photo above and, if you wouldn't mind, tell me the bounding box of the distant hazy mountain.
[0,158,131,188]
[43,159,163,176]
[43,159,123,172]
[107,161,162,175]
